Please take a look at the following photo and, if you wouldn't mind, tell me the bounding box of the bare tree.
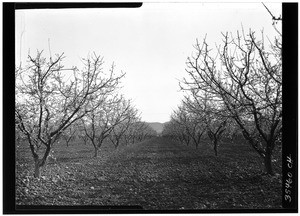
[182,96,211,149]
[123,121,156,145]
[196,94,227,156]
[161,121,177,141]
[109,99,139,149]
[181,29,282,175]
[135,122,157,141]
[182,91,228,155]
[82,96,121,157]
[15,51,125,177]
[77,124,89,145]
[162,120,191,145]
[206,116,227,157]
[171,105,205,149]
[135,122,157,142]
[223,120,242,144]
[61,125,77,147]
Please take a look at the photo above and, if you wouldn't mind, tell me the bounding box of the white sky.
[15,2,281,123]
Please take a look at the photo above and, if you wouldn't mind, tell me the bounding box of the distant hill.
[146,122,166,134]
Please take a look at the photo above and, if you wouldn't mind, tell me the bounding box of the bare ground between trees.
[16,137,282,209]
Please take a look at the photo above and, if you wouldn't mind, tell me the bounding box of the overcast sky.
[15,3,281,123]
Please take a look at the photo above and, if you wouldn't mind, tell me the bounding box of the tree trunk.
[115,140,120,149]
[195,142,198,149]
[34,159,41,178]
[94,148,98,157]
[264,152,273,175]
[33,158,47,178]
[213,140,218,156]
[33,144,51,178]
[83,138,87,145]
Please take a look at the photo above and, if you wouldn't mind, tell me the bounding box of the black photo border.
[3,2,298,214]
